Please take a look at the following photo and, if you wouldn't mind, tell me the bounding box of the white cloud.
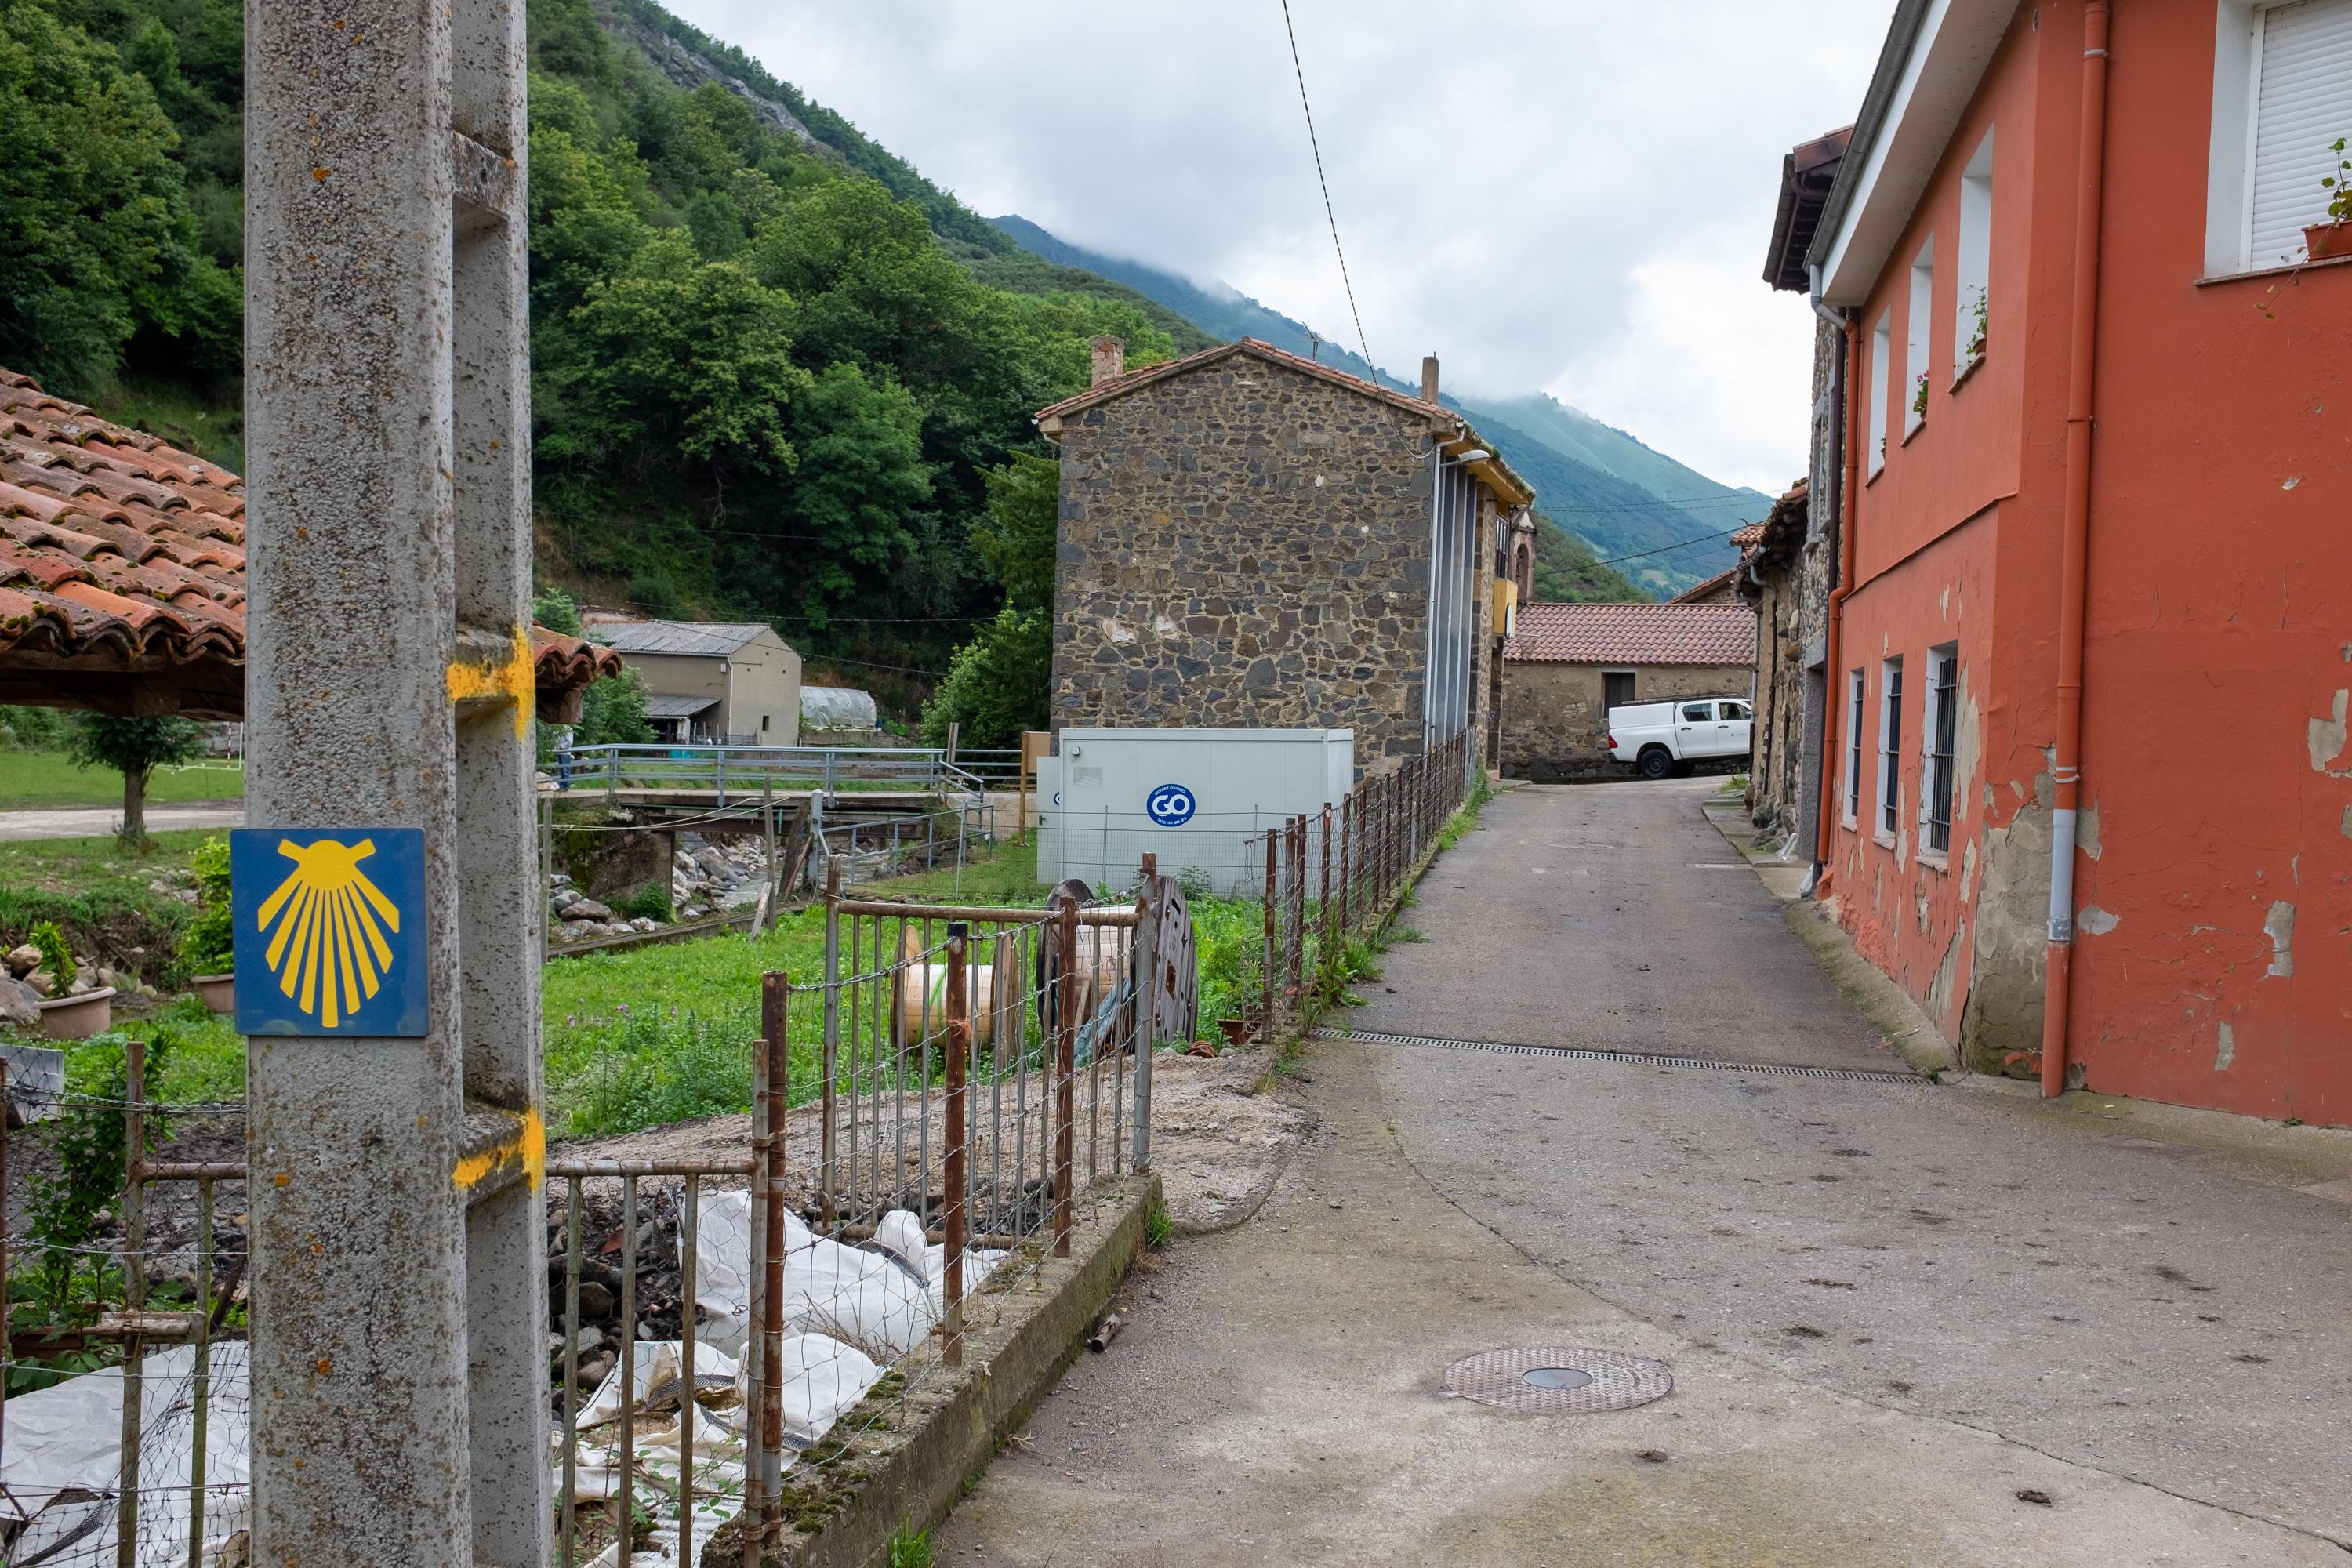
[660,0,1889,492]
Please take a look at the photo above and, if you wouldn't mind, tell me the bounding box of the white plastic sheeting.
[561,1200,1002,1566]
[0,1203,1001,1568]
[798,687,877,731]
[692,1192,1004,1363]
[0,1343,249,1568]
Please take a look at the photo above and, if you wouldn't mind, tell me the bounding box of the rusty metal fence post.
[1287,815,1305,1011]
[1261,831,1277,1029]
[1319,804,1334,970]
[1053,899,1080,1255]
[115,1038,148,1568]
[942,924,970,1365]
[753,973,789,1558]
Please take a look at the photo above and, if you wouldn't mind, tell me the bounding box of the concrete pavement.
[935,780,2352,1564]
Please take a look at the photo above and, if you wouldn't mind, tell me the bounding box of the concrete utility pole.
[245,0,547,1558]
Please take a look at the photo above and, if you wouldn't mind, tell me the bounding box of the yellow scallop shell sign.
[231,828,429,1036]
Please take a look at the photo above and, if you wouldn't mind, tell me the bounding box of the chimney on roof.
[1420,354,1440,404]
[1089,336,1126,387]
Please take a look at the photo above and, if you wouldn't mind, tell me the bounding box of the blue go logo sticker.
[1145,784,1196,826]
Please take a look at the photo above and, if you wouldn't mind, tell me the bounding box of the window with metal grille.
[1844,670,1864,823]
[1878,657,1904,837]
[1924,647,1958,855]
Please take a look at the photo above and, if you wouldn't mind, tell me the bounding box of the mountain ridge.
[990,214,1770,595]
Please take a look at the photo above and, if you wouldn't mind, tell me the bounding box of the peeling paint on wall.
[1959,838,1977,900]
[2215,1022,2237,1073]
[2078,905,2119,935]
[2341,804,2352,841]
[2076,801,2100,860]
[2265,900,2296,977]
[1927,916,1967,1024]
[1959,768,2054,1073]
[2311,690,2350,773]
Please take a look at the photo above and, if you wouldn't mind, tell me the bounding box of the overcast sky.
[664,2,1893,494]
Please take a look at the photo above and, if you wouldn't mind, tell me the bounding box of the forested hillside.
[0,0,1196,728]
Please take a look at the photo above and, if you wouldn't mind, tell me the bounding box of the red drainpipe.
[1813,318,1866,888]
[2042,0,2112,1098]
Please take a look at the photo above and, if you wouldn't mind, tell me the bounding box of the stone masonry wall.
[1499,661,1755,782]
[1050,357,1450,773]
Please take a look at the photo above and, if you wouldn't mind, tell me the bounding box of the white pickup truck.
[1606,697,1754,779]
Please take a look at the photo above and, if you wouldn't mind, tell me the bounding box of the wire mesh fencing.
[543,868,1175,1564]
[0,1045,252,1568]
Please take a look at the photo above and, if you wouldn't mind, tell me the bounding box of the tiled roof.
[1729,523,1768,549]
[1505,601,1757,666]
[1033,338,1535,507]
[0,368,618,716]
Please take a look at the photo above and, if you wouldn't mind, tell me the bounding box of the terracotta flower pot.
[38,987,116,1040]
[192,972,235,1014]
[2305,222,2352,262]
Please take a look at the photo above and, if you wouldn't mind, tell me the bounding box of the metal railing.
[568,745,988,805]
[0,857,1181,1567]
[1245,733,1472,1038]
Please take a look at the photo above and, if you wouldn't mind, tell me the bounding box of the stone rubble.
[544,831,771,946]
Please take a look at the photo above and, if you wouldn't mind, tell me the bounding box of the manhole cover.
[1443,1347,1672,1414]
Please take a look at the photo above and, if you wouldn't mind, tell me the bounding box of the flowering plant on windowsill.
[1911,372,1929,419]
[1965,289,1987,364]
[2310,137,2352,263]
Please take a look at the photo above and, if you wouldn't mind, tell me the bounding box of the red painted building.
[1794,0,2352,1120]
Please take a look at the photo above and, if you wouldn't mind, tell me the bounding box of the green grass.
[0,829,208,990]
[884,1525,935,1568]
[0,753,243,810]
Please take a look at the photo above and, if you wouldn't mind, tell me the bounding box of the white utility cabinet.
[1036,728,1354,896]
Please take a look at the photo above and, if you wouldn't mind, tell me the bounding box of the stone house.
[1667,568,1740,604]
[1497,602,1757,782]
[1733,481,1814,840]
[595,619,803,746]
[1034,337,1534,775]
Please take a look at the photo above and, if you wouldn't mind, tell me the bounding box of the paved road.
[938,780,2352,1565]
[0,802,241,841]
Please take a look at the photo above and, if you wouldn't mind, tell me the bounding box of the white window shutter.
[2250,0,2352,266]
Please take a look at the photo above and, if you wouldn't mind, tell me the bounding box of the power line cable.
[1580,523,1754,568]
[1280,0,1377,381]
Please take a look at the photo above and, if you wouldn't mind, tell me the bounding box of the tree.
[64,713,205,846]
[575,665,653,747]
[919,607,1051,750]
[920,452,1060,747]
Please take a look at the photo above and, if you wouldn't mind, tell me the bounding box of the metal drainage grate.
[1443,1347,1672,1414]
[1316,1028,1922,1085]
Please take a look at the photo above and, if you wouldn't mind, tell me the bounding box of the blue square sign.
[230,828,430,1036]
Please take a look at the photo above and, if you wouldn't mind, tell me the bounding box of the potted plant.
[183,834,236,1013]
[1911,371,1930,420]
[30,921,114,1040]
[1965,288,1988,364]
[2307,137,2352,261]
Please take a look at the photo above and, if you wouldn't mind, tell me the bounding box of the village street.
[937,780,2352,1566]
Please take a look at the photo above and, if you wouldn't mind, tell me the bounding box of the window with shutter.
[2248,0,2352,267]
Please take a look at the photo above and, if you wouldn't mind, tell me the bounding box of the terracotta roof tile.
[1504,601,1757,666]
[0,366,619,708]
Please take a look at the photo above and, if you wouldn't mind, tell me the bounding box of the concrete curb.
[709,1174,1160,1568]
